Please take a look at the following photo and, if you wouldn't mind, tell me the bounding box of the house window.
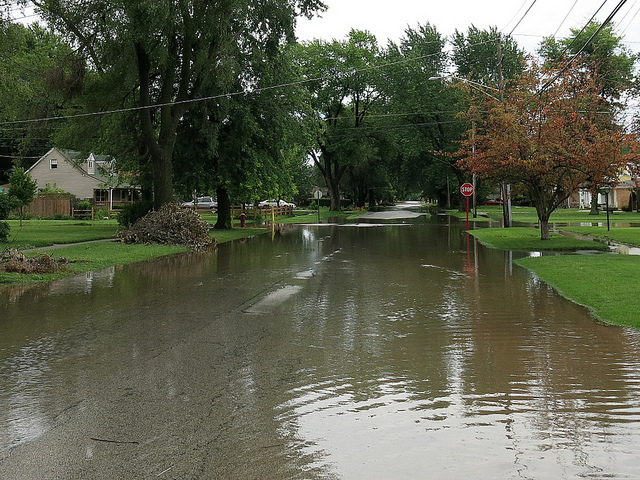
[94,190,108,203]
[87,159,95,174]
[50,159,58,169]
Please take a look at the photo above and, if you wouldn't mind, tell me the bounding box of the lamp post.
[602,185,612,231]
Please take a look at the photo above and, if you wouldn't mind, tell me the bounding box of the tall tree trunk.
[151,148,174,210]
[589,193,599,215]
[214,186,232,230]
[538,215,551,240]
[326,177,341,211]
[311,150,346,211]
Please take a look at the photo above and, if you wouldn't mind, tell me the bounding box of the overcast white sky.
[296,0,640,55]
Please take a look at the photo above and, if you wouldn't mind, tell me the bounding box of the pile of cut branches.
[117,203,214,248]
[0,249,69,274]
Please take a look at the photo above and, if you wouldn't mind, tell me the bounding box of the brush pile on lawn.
[117,203,214,248]
[0,249,68,274]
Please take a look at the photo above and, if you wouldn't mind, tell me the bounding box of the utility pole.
[496,35,512,228]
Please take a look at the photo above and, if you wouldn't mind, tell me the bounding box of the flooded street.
[2,217,640,479]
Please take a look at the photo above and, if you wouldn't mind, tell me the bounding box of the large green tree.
[294,30,385,210]
[29,0,325,209]
[452,26,525,87]
[173,44,306,229]
[0,20,80,180]
[383,23,463,204]
[539,22,636,104]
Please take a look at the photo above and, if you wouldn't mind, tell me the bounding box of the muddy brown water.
[1,219,640,479]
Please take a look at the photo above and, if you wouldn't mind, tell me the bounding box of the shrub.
[0,193,18,243]
[117,199,153,227]
[76,200,92,210]
[95,208,110,220]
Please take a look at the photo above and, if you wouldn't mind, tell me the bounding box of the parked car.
[181,196,217,210]
[258,199,296,208]
[483,199,503,206]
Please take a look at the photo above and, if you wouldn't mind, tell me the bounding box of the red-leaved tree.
[458,61,639,240]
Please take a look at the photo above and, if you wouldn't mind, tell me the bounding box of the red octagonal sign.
[460,182,474,197]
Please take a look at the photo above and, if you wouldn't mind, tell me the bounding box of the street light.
[429,74,512,227]
[601,185,612,231]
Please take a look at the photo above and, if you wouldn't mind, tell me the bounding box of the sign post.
[460,182,474,231]
[313,190,323,223]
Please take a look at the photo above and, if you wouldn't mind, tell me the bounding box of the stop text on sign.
[460,182,474,197]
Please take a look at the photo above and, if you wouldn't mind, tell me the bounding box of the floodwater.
[1,217,640,479]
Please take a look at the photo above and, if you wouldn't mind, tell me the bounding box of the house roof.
[28,147,136,189]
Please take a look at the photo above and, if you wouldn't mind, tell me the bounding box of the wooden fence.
[23,195,72,218]
[231,205,294,217]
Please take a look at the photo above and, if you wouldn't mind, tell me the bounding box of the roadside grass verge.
[3,220,121,249]
[444,209,495,222]
[469,227,609,251]
[470,225,640,328]
[559,227,640,248]
[474,205,640,225]
[0,242,188,285]
[516,255,640,329]
[1,222,269,286]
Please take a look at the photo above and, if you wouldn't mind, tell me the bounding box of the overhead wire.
[553,0,579,37]
[507,0,539,37]
[0,1,636,137]
[500,0,531,33]
[554,0,609,59]
[538,0,630,94]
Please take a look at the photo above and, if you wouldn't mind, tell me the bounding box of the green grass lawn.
[473,205,640,225]
[559,226,640,247]
[469,227,610,251]
[3,219,121,249]
[1,219,270,286]
[275,208,360,224]
[516,255,640,329]
[0,242,188,285]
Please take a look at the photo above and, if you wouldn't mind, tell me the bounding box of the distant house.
[567,173,639,210]
[26,147,139,209]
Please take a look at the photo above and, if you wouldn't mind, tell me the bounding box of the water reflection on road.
[1,218,640,479]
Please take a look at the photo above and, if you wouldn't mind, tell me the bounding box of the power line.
[553,0,579,37]
[538,0,629,94]
[507,0,539,37]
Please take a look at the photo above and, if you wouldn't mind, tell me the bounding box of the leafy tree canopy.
[539,21,637,103]
[458,61,639,239]
[452,25,526,87]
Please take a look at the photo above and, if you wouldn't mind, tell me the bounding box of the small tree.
[458,61,638,240]
[0,193,17,243]
[9,167,37,226]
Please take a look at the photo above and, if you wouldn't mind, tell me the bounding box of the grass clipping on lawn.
[117,203,214,248]
[0,249,69,274]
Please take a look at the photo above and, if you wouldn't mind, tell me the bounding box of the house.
[567,174,639,210]
[26,147,139,209]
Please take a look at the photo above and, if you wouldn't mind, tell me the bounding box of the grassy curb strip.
[1,225,269,286]
[515,255,640,329]
[469,227,609,251]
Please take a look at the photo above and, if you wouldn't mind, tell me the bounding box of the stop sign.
[460,182,474,197]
